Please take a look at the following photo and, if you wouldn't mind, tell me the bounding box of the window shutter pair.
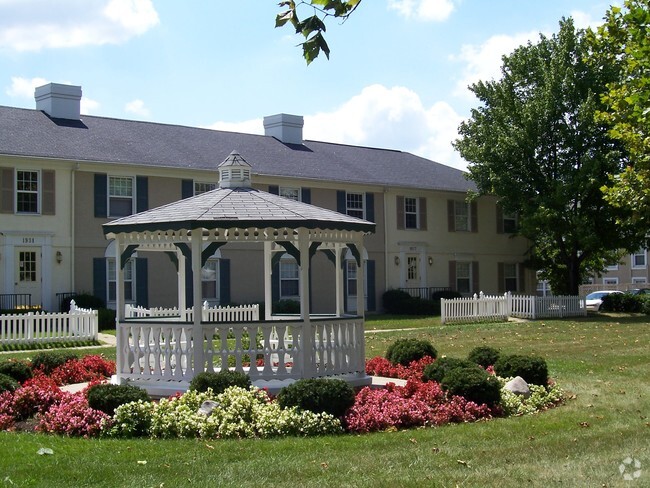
[93,257,149,307]
[185,258,231,307]
[448,260,480,292]
[396,196,426,230]
[336,191,374,221]
[94,174,148,217]
[0,168,55,214]
[447,200,478,232]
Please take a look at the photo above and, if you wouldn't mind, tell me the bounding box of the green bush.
[423,357,477,383]
[0,359,33,383]
[62,293,105,312]
[642,297,650,315]
[601,293,643,313]
[31,351,79,375]
[87,383,150,415]
[430,290,463,301]
[0,373,19,393]
[494,354,549,386]
[273,299,300,314]
[277,378,355,418]
[467,346,501,368]
[98,308,117,331]
[382,290,439,315]
[382,289,412,313]
[385,338,437,366]
[440,366,501,406]
[189,370,251,395]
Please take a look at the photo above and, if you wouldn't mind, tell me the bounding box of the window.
[346,192,365,219]
[16,170,39,213]
[109,176,134,217]
[201,259,219,301]
[346,261,358,297]
[456,262,471,294]
[108,259,134,302]
[407,256,418,281]
[502,212,517,233]
[279,187,301,201]
[603,277,619,285]
[632,250,647,269]
[280,259,300,298]
[605,262,619,271]
[454,201,470,231]
[503,263,518,292]
[18,251,37,282]
[194,182,216,195]
[405,197,418,229]
[632,277,647,284]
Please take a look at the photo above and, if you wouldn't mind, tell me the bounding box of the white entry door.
[15,247,41,307]
[405,254,420,287]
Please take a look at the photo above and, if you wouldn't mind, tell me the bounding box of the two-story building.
[0,83,535,312]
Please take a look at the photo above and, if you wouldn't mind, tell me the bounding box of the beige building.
[0,83,535,313]
[580,250,649,294]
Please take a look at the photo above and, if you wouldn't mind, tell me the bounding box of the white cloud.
[388,0,455,22]
[451,30,542,98]
[7,76,100,113]
[207,84,468,170]
[0,0,159,51]
[125,99,150,117]
[570,10,603,30]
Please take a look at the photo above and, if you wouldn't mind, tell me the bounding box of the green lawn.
[0,314,648,487]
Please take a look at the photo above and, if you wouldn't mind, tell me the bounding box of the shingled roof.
[0,105,474,193]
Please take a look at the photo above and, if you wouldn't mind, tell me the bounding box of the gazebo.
[103,151,376,396]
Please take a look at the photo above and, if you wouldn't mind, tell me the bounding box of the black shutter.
[136,176,148,213]
[471,201,478,233]
[337,190,346,214]
[136,258,148,308]
[269,185,279,195]
[220,259,231,305]
[94,174,107,218]
[42,170,55,215]
[182,179,194,199]
[396,196,405,230]
[301,188,311,204]
[367,260,376,312]
[0,168,14,214]
[93,258,107,304]
[365,192,374,222]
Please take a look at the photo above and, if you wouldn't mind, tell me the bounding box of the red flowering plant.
[42,355,115,386]
[365,356,435,381]
[36,391,111,437]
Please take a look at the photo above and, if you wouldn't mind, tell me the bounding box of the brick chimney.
[263,113,304,145]
[35,83,82,120]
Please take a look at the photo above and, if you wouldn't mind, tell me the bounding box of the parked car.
[585,290,624,311]
[627,288,650,296]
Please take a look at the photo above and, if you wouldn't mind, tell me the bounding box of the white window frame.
[503,263,518,292]
[194,181,216,196]
[404,197,419,230]
[346,259,368,311]
[456,261,472,294]
[108,176,134,217]
[15,169,40,214]
[407,255,419,281]
[603,277,619,285]
[502,212,517,233]
[279,256,300,299]
[346,192,365,219]
[454,201,470,231]
[201,258,220,303]
[279,187,301,201]
[107,258,135,304]
[631,250,647,269]
[632,277,647,284]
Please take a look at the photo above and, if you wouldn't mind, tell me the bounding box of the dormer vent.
[218,151,252,189]
[35,83,82,120]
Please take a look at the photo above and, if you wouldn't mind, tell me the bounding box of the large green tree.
[591,0,650,230]
[276,0,361,64]
[453,18,646,295]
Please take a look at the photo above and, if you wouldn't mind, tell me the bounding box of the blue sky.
[0,0,614,170]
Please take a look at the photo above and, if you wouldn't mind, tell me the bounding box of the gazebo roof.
[103,186,375,235]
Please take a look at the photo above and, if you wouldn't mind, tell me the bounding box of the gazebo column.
[263,241,273,321]
[335,243,344,317]
[298,229,314,377]
[191,231,204,375]
[114,237,125,379]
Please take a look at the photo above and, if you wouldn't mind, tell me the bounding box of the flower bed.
[0,350,564,439]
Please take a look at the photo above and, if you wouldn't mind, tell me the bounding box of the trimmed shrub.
[98,308,117,331]
[0,373,19,394]
[273,299,300,314]
[188,370,251,395]
[642,297,650,315]
[423,357,477,383]
[467,346,501,368]
[440,366,501,406]
[62,293,105,312]
[0,359,33,383]
[430,290,463,301]
[31,351,79,375]
[382,289,412,313]
[494,354,549,386]
[86,383,150,415]
[385,338,437,366]
[600,293,643,313]
[277,378,356,418]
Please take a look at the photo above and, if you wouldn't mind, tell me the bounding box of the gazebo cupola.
[218,150,252,188]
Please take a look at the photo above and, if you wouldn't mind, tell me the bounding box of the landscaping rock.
[198,400,221,416]
[504,376,531,398]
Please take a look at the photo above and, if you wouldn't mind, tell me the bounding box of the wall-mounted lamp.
[394,256,400,266]
[56,251,63,264]
[428,257,433,266]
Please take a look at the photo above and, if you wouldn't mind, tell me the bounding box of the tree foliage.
[453,18,647,295]
[276,0,361,64]
[590,0,650,229]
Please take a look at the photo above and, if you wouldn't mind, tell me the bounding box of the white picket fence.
[441,292,586,324]
[0,300,98,345]
[125,302,260,322]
